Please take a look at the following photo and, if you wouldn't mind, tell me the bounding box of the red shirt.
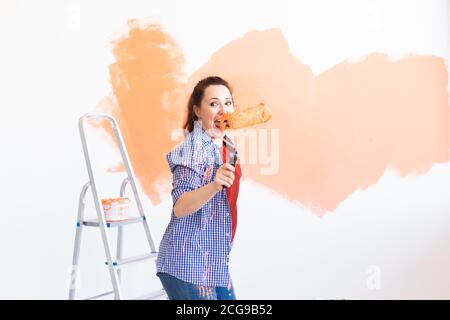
[220,144,241,242]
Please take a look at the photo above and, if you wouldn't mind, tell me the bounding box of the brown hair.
[184,76,233,132]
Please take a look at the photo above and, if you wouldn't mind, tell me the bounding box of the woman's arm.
[173,163,235,218]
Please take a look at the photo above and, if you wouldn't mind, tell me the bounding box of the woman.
[156,76,242,300]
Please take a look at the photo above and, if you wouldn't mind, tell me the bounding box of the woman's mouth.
[214,119,222,130]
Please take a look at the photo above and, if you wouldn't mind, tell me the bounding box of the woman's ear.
[193,105,200,119]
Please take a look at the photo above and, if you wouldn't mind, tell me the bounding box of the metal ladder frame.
[68,113,165,300]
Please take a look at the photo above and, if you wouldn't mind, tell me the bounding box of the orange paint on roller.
[218,103,272,130]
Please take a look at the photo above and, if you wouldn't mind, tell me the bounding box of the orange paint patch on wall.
[191,29,450,214]
[98,21,450,214]
[96,19,188,204]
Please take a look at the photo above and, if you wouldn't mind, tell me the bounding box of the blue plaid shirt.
[156,121,234,287]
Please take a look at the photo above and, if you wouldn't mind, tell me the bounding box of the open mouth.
[214,115,231,131]
[214,119,222,130]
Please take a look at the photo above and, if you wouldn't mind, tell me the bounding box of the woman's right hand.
[213,163,235,191]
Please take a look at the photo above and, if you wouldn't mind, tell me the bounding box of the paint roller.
[217,102,272,130]
[220,103,272,168]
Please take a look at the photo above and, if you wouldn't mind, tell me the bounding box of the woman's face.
[194,85,234,139]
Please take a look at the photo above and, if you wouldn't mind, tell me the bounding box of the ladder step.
[82,216,144,228]
[132,289,166,300]
[105,252,158,268]
[85,290,115,300]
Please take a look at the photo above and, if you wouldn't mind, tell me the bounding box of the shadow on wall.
[95,18,450,215]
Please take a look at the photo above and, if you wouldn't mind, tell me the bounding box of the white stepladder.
[68,113,165,300]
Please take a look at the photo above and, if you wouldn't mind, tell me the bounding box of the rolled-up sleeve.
[170,164,203,205]
[167,142,206,206]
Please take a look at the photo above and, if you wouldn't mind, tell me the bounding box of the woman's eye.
[210,101,232,107]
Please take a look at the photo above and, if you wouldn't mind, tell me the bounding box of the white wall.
[0,0,448,299]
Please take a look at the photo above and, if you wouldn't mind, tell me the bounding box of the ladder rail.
[78,113,123,299]
[118,176,160,287]
[109,115,157,254]
[68,182,90,300]
[82,113,157,253]
[116,177,129,286]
